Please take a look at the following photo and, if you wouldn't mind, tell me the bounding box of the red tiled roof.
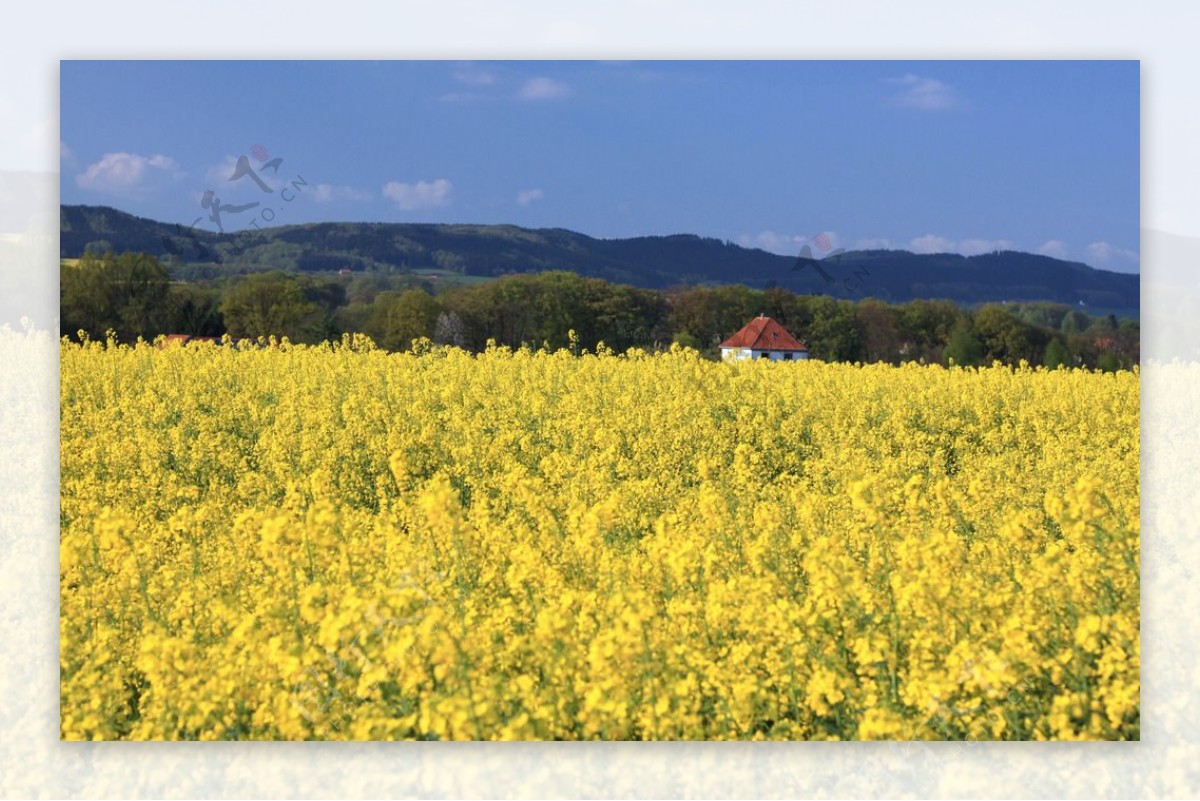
[719,316,808,351]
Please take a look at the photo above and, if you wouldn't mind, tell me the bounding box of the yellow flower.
[58,339,1139,741]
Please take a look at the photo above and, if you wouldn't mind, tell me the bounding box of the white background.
[1,1,1195,797]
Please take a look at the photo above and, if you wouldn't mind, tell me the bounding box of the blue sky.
[59,60,1140,272]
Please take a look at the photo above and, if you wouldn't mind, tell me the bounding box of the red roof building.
[719,315,809,361]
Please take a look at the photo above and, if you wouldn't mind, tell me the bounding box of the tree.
[166,284,224,337]
[220,272,319,340]
[804,296,862,361]
[61,256,113,338]
[367,289,441,351]
[667,285,761,352]
[943,321,982,366]
[529,271,591,349]
[671,330,701,350]
[667,287,726,351]
[433,250,467,273]
[1043,338,1069,369]
[896,299,962,362]
[344,273,393,306]
[60,251,172,340]
[433,311,468,348]
[1060,309,1090,335]
[297,275,348,342]
[762,287,801,328]
[974,304,1050,364]
[583,279,669,352]
[855,298,901,363]
[110,252,173,337]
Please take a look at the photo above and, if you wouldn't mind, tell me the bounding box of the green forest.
[61,205,1140,315]
[61,251,1139,370]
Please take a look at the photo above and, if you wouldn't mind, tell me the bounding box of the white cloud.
[312,184,333,203]
[908,234,1014,255]
[312,183,372,203]
[958,237,1016,256]
[518,77,571,101]
[738,231,805,255]
[853,237,896,250]
[516,188,544,206]
[805,231,842,253]
[204,155,241,186]
[908,233,957,254]
[75,151,180,192]
[1086,241,1140,268]
[744,231,1025,258]
[60,140,72,162]
[203,153,310,196]
[382,179,453,210]
[1038,239,1069,259]
[453,65,498,86]
[738,230,843,256]
[885,74,957,110]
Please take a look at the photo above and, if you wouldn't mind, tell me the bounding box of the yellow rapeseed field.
[59,335,1139,740]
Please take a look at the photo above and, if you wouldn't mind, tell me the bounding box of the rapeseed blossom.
[60,337,1139,740]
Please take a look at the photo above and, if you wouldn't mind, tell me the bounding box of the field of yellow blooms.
[60,336,1139,741]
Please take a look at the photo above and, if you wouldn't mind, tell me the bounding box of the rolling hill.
[60,205,1140,314]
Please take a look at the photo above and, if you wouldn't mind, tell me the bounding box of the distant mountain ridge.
[60,205,1140,313]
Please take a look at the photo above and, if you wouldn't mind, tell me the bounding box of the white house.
[719,315,810,361]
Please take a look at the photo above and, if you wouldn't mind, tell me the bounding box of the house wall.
[721,347,752,361]
[763,350,811,362]
[751,349,806,361]
[720,348,808,361]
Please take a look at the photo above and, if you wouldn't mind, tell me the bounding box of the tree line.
[60,252,1139,369]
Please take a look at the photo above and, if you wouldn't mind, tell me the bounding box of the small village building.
[719,315,810,361]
